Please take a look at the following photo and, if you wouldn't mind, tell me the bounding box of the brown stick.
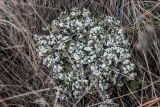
[137,98,160,107]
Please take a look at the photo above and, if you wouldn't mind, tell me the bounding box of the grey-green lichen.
[33,8,136,103]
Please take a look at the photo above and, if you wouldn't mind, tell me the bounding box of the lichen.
[33,8,136,103]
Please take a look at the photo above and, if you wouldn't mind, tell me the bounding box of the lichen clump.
[34,8,136,101]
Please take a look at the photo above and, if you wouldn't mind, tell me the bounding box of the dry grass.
[0,0,160,107]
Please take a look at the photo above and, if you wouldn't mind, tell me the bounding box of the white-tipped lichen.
[33,8,136,103]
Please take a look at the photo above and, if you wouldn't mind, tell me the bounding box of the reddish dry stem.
[138,98,160,107]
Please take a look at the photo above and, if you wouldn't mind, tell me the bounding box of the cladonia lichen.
[33,8,136,104]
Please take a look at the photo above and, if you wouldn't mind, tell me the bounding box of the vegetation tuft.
[0,0,160,107]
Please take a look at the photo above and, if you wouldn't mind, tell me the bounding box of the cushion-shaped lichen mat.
[33,8,136,104]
